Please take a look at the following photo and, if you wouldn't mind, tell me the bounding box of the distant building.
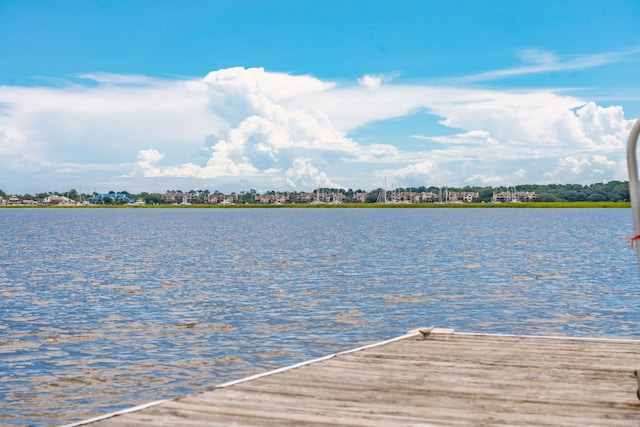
[304,190,345,204]
[514,191,536,202]
[492,191,536,203]
[161,191,195,204]
[417,192,439,203]
[89,193,136,204]
[351,192,367,203]
[43,195,76,205]
[254,193,290,204]
[447,191,480,203]
[295,192,314,203]
[207,193,238,205]
[387,191,439,203]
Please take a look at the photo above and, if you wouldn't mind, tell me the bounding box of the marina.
[66,328,640,426]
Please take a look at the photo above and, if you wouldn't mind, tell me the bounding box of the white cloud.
[463,47,640,82]
[517,49,559,66]
[357,72,401,90]
[592,154,616,168]
[125,148,164,178]
[358,75,382,90]
[0,66,635,193]
[285,157,343,189]
[139,148,164,163]
[543,152,622,183]
[512,168,527,180]
[416,130,499,146]
[389,160,438,181]
[560,156,592,174]
[0,76,218,165]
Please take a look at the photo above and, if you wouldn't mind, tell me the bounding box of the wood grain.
[81,331,640,426]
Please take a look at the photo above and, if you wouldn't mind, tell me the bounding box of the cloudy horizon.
[1,2,639,194]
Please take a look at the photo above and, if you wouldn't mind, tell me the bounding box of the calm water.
[1,207,639,426]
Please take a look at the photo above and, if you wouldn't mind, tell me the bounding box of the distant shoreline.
[0,201,631,209]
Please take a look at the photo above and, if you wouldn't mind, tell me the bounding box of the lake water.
[1,207,639,426]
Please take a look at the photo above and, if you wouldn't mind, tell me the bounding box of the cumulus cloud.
[358,75,382,90]
[138,148,164,165]
[389,160,438,182]
[0,66,635,193]
[357,72,400,90]
[0,76,217,165]
[409,95,632,180]
[285,157,343,189]
[560,156,592,174]
[543,152,622,183]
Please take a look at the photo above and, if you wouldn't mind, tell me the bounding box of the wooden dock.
[65,328,640,426]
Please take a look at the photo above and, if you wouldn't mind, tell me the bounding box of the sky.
[2,0,640,195]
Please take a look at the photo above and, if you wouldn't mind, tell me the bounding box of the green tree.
[606,181,629,202]
[366,189,382,203]
[145,193,162,204]
[478,187,494,202]
[587,192,607,202]
[535,192,559,202]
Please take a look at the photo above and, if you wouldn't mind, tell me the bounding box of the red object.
[627,234,640,248]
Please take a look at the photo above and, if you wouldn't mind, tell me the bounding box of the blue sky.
[1,0,640,194]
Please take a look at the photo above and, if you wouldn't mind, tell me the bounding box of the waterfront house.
[417,191,439,203]
[307,191,345,204]
[294,191,349,203]
[43,195,76,205]
[514,191,536,202]
[325,192,345,203]
[161,191,195,204]
[207,193,238,205]
[492,191,536,203]
[254,193,290,204]
[352,193,367,203]
[295,192,314,203]
[90,193,136,204]
[447,191,480,203]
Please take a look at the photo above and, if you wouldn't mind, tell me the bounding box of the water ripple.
[0,207,638,426]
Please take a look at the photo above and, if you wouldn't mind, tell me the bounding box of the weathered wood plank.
[75,331,640,427]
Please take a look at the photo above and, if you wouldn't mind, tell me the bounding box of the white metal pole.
[626,119,640,267]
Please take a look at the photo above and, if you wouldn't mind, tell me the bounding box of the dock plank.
[74,331,640,426]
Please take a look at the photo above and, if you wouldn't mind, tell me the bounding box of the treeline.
[348,181,630,203]
[491,182,630,202]
[0,181,630,204]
